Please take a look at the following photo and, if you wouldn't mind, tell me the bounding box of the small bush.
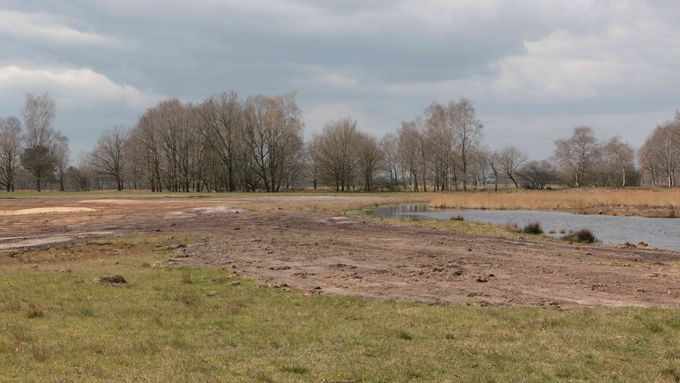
[397,331,413,340]
[449,215,464,221]
[522,222,543,235]
[561,229,597,244]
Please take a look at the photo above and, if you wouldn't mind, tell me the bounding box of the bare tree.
[380,133,402,190]
[639,138,659,186]
[397,121,423,191]
[424,102,453,191]
[553,126,600,187]
[242,93,304,192]
[314,118,360,191]
[90,126,129,191]
[640,121,680,187]
[132,110,163,191]
[21,94,58,192]
[489,150,500,192]
[468,146,490,188]
[198,92,242,192]
[497,146,527,188]
[601,136,635,188]
[356,133,383,191]
[449,98,483,191]
[518,160,558,190]
[0,116,22,192]
[53,133,69,191]
[304,137,322,190]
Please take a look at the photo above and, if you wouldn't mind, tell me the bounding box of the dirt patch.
[79,199,147,204]
[0,207,96,216]
[191,206,246,214]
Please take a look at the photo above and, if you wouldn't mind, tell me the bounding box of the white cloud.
[0,9,123,46]
[0,65,160,109]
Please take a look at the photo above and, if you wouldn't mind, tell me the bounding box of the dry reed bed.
[429,188,680,213]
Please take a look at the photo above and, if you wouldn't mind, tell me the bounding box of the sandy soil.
[2,195,680,308]
[0,207,96,215]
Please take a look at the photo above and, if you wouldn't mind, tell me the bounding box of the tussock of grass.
[521,222,544,235]
[25,304,44,319]
[562,229,598,244]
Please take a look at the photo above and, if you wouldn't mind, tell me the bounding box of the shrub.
[561,229,597,244]
[522,222,543,235]
[449,215,465,221]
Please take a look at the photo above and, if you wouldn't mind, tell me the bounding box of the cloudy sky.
[1,0,679,160]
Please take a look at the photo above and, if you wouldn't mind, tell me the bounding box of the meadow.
[2,189,680,381]
[1,236,680,382]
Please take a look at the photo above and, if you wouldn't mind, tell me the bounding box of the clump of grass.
[397,331,413,340]
[3,297,22,313]
[280,366,309,375]
[561,229,597,244]
[181,269,192,284]
[26,304,44,319]
[449,215,465,221]
[521,222,543,235]
[175,293,200,306]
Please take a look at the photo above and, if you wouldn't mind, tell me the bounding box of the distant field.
[5,187,680,217]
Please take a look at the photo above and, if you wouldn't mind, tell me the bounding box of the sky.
[0,0,679,161]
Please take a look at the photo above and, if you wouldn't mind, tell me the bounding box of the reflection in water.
[368,204,680,251]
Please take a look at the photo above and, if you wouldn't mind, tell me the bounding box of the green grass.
[2,241,680,382]
[351,207,561,242]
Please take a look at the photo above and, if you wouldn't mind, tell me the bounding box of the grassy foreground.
[1,238,680,382]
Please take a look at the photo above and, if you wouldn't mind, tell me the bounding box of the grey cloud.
[0,0,678,159]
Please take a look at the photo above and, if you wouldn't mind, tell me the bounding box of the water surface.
[369,204,680,251]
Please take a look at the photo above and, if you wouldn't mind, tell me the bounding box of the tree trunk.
[621,167,626,188]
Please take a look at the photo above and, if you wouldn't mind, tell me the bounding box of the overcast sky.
[1,0,679,160]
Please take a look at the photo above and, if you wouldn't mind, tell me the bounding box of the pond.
[368,204,680,251]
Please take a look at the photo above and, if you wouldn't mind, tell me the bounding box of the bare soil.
[2,196,680,308]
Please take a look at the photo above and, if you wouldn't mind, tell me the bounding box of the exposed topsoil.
[2,196,680,309]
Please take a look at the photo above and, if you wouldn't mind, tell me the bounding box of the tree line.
[0,92,677,192]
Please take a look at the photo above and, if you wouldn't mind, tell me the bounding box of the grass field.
[3,190,680,381]
[1,236,680,382]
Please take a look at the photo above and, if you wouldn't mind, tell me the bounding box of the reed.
[429,188,680,213]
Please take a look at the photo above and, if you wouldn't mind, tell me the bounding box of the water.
[369,204,680,251]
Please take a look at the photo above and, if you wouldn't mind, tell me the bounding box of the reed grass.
[429,188,680,213]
